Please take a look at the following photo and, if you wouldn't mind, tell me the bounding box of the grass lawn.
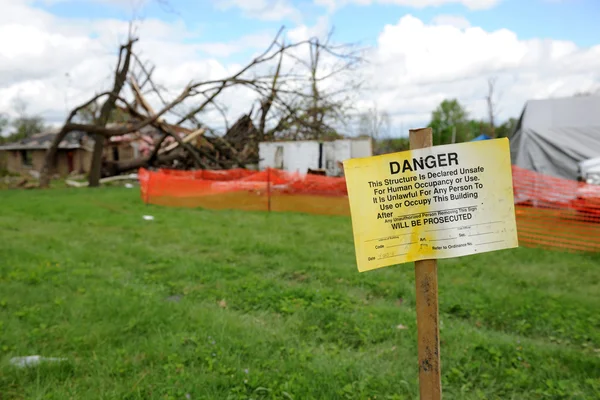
[1,187,599,399]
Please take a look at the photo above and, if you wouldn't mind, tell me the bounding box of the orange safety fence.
[138,166,600,253]
[512,166,600,252]
[139,167,350,216]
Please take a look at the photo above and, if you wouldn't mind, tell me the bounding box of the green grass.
[1,188,599,399]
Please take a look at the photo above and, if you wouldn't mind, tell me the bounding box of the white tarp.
[510,95,600,181]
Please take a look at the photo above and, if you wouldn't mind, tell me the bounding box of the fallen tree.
[40,25,365,188]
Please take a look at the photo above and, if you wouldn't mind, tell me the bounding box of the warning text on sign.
[343,138,518,272]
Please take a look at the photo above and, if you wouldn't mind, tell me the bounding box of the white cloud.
[0,0,275,126]
[431,14,471,29]
[287,15,331,42]
[358,14,600,131]
[0,2,599,137]
[315,0,501,12]
[215,0,302,22]
[196,33,276,58]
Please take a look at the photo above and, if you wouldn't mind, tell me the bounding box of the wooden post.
[267,168,272,212]
[409,127,442,400]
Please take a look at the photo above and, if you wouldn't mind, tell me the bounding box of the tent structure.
[471,133,491,141]
[510,95,600,181]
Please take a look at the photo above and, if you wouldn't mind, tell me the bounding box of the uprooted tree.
[39,26,364,188]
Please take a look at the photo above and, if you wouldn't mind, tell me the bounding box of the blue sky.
[2,0,599,133]
[36,0,600,48]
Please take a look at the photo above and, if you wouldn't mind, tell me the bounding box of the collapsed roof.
[0,129,90,151]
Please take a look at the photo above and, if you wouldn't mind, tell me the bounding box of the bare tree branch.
[40,24,367,185]
[486,77,498,137]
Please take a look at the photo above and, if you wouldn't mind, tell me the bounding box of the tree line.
[0,99,47,145]
[365,97,519,155]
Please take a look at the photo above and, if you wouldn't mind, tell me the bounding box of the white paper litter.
[10,356,67,368]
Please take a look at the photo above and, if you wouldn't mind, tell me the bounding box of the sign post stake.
[343,127,518,399]
[267,168,272,212]
[409,127,442,400]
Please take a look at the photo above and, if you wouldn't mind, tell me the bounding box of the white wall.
[258,141,320,173]
[350,139,372,158]
[259,139,372,175]
[323,140,351,176]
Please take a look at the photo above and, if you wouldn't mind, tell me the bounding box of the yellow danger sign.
[343,138,519,272]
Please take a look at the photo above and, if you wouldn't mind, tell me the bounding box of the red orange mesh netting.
[512,166,600,252]
[138,165,600,252]
[138,167,350,215]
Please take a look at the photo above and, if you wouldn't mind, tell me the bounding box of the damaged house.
[0,125,168,177]
[0,129,93,176]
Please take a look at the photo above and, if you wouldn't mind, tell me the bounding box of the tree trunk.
[39,128,70,187]
[87,40,135,186]
[88,134,105,187]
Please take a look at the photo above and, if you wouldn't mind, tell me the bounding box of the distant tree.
[485,77,500,137]
[358,105,390,141]
[495,117,518,138]
[466,119,491,138]
[11,116,46,140]
[462,117,517,139]
[269,32,364,141]
[375,137,409,155]
[77,99,131,124]
[428,99,472,145]
[0,114,9,141]
[6,99,46,141]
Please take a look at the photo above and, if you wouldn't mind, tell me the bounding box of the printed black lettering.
[448,152,459,166]
[387,185,413,193]
[387,153,461,174]
[412,157,424,171]
[391,222,409,229]
[437,153,448,167]
[424,155,436,169]
[385,176,417,185]
[459,166,483,174]
[422,213,473,225]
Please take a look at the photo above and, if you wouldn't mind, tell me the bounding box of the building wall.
[259,141,321,174]
[78,150,92,174]
[0,151,6,171]
[258,139,373,176]
[105,143,135,162]
[32,151,49,173]
[350,139,372,158]
[5,151,23,173]
[1,149,91,176]
[322,140,351,176]
[119,145,135,161]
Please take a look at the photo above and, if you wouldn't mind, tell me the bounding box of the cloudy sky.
[1,0,599,136]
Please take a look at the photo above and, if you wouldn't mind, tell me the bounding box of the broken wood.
[38,25,365,186]
[158,128,205,155]
[66,173,139,188]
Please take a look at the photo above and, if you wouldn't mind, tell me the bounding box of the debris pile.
[100,113,260,176]
[171,114,260,171]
